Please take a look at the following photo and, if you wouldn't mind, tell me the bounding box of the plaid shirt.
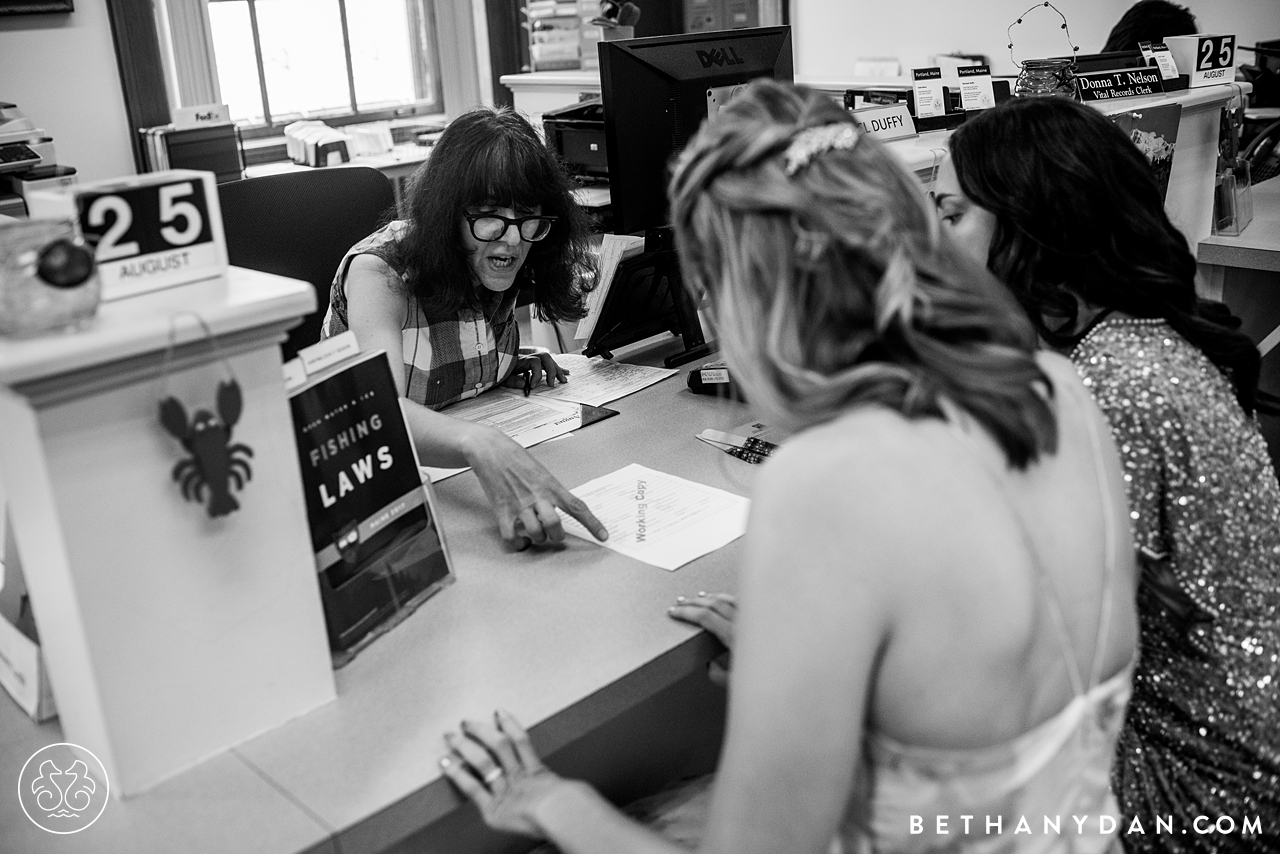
[322,221,520,410]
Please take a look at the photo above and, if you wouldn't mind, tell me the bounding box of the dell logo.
[696,48,746,68]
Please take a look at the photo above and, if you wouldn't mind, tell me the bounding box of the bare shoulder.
[754,407,950,554]
[1034,349,1080,383]
[345,253,408,324]
[764,407,943,488]
[346,252,402,291]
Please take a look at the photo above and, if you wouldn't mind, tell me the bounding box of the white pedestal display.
[0,269,335,797]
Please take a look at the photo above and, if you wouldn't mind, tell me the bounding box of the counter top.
[501,68,1247,111]
[1199,178,1280,273]
[503,69,1245,191]
[0,334,756,854]
[0,267,315,387]
[499,70,941,92]
[233,342,754,852]
[243,144,430,181]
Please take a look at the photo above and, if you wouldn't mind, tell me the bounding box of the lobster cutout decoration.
[159,380,254,518]
[156,313,255,519]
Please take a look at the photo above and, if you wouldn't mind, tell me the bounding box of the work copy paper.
[560,463,750,570]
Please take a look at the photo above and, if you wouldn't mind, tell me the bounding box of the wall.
[1182,1,1279,58]
[792,0,1279,80]
[0,2,136,183]
[0,0,1274,187]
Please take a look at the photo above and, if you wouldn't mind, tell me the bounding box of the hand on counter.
[461,426,607,550]
[503,349,569,394]
[441,711,580,839]
[669,591,736,686]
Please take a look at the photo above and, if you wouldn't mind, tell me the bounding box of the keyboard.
[0,142,40,173]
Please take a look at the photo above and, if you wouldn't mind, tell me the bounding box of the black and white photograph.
[1,1,1279,852]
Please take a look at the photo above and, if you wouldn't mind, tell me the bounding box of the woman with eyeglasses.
[322,107,608,550]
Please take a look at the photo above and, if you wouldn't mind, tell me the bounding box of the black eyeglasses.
[464,213,558,243]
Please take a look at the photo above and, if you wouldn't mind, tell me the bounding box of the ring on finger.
[482,766,503,785]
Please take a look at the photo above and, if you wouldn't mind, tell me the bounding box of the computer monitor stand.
[655,250,714,368]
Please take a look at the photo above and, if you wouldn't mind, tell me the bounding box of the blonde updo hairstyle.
[668,80,1057,469]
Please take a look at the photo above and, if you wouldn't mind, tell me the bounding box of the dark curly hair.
[1102,0,1197,54]
[389,107,595,323]
[948,96,1261,416]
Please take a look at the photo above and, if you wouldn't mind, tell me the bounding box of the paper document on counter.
[419,392,617,483]
[532,354,675,406]
[560,463,750,571]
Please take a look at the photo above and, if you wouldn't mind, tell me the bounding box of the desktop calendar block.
[1164,34,1235,88]
[26,170,229,301]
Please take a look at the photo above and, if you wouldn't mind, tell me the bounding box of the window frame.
[197,0,446,137]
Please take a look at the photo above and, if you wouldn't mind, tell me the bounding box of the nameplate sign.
[173,104,232,130]
[1076,68,1165,102]
[848,104,917,141]
[1164,34,1234,88]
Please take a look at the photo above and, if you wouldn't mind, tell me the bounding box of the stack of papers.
[419,393,595,482]
[528,354,675,407]
[420,355,676,482]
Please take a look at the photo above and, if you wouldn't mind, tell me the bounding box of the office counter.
[1199,178,1280,282]
[0,332,755,853]
[503,71,1245,252]
[1197,178,1280,461]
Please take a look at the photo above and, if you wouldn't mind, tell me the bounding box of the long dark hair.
[1101,0,1197,54]
[670,80,1057,470]
[390,107,595,322]
[948,96,1261,415]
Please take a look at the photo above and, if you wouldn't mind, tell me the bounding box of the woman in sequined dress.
[940,95,1280,851]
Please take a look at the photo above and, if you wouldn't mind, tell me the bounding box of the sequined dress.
[1071,319,1280,852]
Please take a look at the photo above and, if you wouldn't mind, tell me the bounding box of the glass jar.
[1014,58,1078,99]
[0,218,100,337]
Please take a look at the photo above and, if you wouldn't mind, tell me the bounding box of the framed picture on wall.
[0,0,73,14]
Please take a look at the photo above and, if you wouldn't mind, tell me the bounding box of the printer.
[0,102,76,217]
[543,97,608,180]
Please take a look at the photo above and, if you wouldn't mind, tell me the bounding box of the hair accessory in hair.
[792,221,832,269]
[783,123,858,176]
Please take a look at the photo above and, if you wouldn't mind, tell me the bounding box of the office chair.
[1244,119,1280,184]
[217,166,397,361]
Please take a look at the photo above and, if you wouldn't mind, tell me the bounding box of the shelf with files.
[523,0,586,72]
[139,123,244,183]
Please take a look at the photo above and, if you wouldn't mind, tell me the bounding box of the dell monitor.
[599,26,794,236]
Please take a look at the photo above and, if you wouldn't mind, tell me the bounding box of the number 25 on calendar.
[26,170,228,301]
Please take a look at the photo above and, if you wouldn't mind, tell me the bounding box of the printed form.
[420,393,591,482]
[418,355,674,483]
[530,354,675,406]
[560,464,750,571]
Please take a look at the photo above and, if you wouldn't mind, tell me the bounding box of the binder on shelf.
[139,124,244,184]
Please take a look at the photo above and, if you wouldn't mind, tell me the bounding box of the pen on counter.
[522,368,533,397]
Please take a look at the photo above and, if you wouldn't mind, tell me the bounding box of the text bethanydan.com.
[910,814,1262,838]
